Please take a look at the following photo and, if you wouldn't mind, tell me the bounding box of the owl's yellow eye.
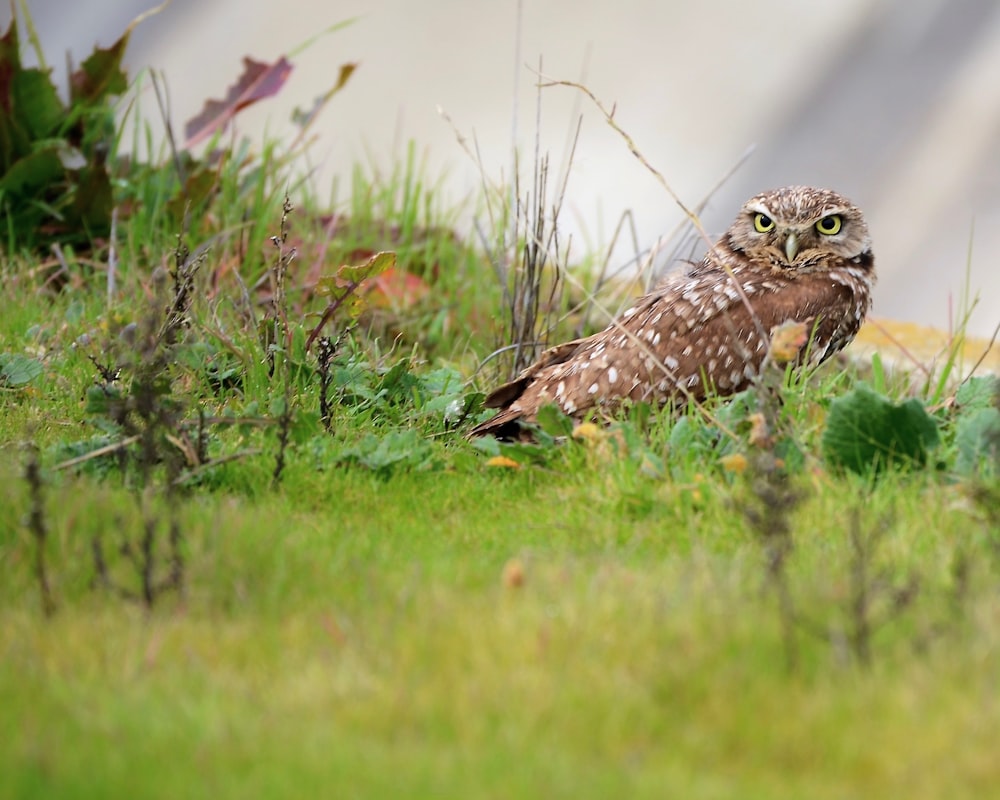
[816,215,842,235]
[753,213,775,233]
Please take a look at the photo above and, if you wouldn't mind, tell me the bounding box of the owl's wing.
[468,335,617,440]
[482,337,593,410]
[470,268,862,438]
[467,288,681,438]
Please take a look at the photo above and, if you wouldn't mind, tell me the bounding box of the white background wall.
[11,0,1000,337]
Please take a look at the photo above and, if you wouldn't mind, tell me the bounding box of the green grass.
[1,99,999,797]
[2,462,998,798]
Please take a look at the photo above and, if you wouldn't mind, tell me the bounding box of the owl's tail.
[467,406,530,440]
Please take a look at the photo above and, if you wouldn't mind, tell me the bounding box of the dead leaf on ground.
[486,455,520,469]
[768,320,809,363]
[502,558,525,589]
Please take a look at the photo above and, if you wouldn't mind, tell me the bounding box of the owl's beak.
[784,232,799,262]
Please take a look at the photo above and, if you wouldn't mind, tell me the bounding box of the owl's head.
[726,186,873,271]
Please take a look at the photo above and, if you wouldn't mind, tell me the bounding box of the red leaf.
[0,17,22,115]
[183,56,293,149]
[361,266,430,309]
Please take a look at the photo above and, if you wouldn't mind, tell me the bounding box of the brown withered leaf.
[720,452,748,474]
[768,320,809,363]
[502,558,525,588]
[184,56,294,148]
[748,412,772,448]
[291,62,357,132]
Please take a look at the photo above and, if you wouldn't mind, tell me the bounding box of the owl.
[470,186,875,439]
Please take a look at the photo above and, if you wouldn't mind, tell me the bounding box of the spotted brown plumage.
[470,186,875,440]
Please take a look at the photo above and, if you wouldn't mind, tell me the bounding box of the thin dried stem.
[538,76,771,347]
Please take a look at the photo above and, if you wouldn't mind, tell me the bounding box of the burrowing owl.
[471,186,875,439]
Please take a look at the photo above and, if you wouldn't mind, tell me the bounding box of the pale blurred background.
[10,0,1000,340]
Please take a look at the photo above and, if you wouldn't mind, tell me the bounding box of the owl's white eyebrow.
[745,202,772,216]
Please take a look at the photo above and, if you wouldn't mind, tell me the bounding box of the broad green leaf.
[84,383,121,414]
[69,31,130,104]
[955,375,999,411]
[0,8,129,249]
[339,429,432,474]
[0,145,62,195]
[378,358,418,402]
[535,402,574,438]
[418,367,462,394]
[0,352,43,386]
[822,384,940,474]
[955,407,1000,477]
[290,410,321,444]
[269,396,288,417]
[315,251,396,300]
[11,67,63,139]
[49,435,121,478]
[313,252,397,327]
[471,434,501,457]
